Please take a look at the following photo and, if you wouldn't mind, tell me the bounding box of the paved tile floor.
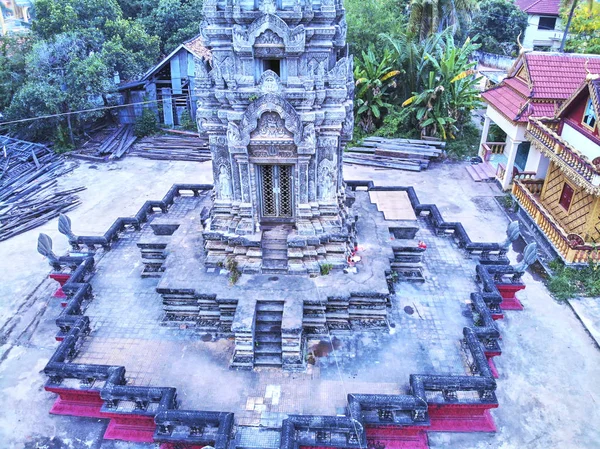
[74,195,480,425]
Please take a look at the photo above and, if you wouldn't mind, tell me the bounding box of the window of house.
[538,17,557,30]
[582,97,597,130]
[559,183,575,211]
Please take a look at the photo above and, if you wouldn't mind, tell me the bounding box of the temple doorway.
[258,164,294,222]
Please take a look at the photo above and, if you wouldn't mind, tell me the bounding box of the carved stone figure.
[218,165,233,199]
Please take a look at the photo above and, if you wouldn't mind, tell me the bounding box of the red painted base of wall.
[365,426,429,449]
[160,444,206,449]
[496,284,525,311]
[49,273,70,299]
[44,386,104,418]
[102,413,156,443]
[428,403,497,432]
[500,297,524,311]
[486,356,499,378]
[491,312,504,320]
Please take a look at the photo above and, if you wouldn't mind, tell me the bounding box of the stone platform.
[68,189,477,418]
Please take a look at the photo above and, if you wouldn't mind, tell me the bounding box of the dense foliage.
[2,0,160,146]
[468,0,528,56]
[562,1,600,55]
[548,258,600,300]
[116,0,205,54]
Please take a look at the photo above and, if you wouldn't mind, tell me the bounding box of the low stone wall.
[40,182,528,448]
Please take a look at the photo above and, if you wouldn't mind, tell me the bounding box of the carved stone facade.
[197,0,355,273]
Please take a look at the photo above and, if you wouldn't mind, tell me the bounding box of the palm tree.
[560,0,594,52]
[407,0,479,41]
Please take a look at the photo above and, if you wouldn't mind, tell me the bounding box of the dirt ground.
[0,158,598,449]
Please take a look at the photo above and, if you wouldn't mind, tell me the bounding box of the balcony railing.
[527,119,600,191]
[513,179,600,264]
[481,142,506,161]
[496,163,506,183]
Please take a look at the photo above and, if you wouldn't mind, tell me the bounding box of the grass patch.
[547,258,600,300]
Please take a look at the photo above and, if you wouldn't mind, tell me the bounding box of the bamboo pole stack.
[0,136,85,241]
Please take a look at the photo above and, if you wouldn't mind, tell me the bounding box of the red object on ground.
[485,349,501,379]
[427,403,498,432]
[160,444,208,449]
[49,273,70,300]
[102,412,156,443]
[418,241,427,249]
[365,425,429,449]
[44,386,104,418]
[495,283,526,311]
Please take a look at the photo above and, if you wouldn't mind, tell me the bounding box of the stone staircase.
[261,225,290,273]
[254,300,284,368]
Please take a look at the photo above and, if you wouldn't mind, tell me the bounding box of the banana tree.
[354,45,401,133]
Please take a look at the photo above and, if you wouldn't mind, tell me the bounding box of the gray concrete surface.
[0,158,598,449]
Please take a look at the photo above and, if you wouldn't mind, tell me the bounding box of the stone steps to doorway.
[254,300,284,368]
[261,225,291,273]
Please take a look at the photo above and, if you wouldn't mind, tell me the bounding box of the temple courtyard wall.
[0,157,599,448]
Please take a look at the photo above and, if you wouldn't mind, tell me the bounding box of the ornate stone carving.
[240,94,303,145]
[318,159,336,201]
[216,159,233,200]
[252,112,293,139]
[255,29,284,45]
[232,14,305,55]
[258,70,283,94]
[227,122,243,146]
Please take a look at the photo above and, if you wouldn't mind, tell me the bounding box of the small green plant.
[498,194,516,212]
[134,107,159,138]
[53,125,75,153]
[248,94,259,102]
[320,263,333,276]
[225,257,241,285]
[179,109,196,131]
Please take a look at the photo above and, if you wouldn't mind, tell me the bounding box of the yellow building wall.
[540,162,600,241]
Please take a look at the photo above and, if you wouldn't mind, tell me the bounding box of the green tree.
[354,45,401,133]
[0,35,32,111]
[138,0,204,54]
[32,0,159,79]
[345,0,409,57]
[6,33,110,145]
[562,1,600,54]
[559,0,594,52]
[468,0,528,56]
[407,0,479,40]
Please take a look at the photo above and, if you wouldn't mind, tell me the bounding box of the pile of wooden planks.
[0,136,85,241]
[97,125,137,159]
[344,136,445,171]
[130,133,211,162]
[70,125,137,162]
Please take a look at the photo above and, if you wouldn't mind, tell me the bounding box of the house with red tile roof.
[512,74,600,264]
[475,51,600,190]
[515,0,563,51]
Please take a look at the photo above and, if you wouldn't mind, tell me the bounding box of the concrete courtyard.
[0,157,599,449]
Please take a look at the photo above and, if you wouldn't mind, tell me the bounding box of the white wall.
[486,105,527,142]
[562,123,600,161]
[523,15,563,51]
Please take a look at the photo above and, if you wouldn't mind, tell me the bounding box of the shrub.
[134,107,159,138]
[179,109,196,131]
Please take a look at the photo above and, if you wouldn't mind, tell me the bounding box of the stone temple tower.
[196,0,355,274]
